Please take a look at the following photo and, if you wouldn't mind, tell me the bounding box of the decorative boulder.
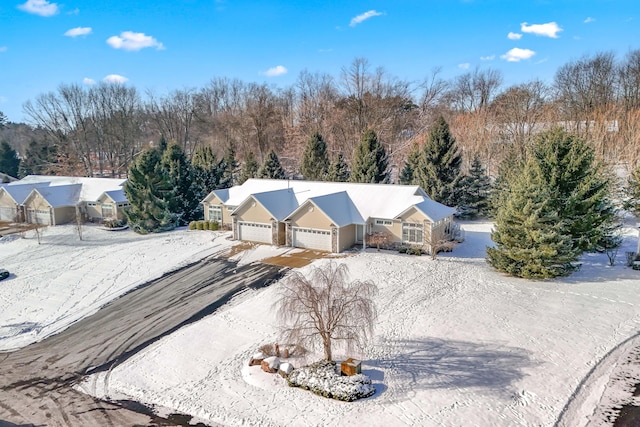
[249,351,266,366]
[261,356,280,373]
[278,362,294,378]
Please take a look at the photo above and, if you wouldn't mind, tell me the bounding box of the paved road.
[0,257,286,426]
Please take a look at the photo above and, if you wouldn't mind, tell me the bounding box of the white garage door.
[0,206,16,222]
[293,227,332,252]
[238,222,272,244]
[27,209,51,225]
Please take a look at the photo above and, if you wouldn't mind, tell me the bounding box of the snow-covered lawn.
[69,221,640,427]
[2,220,639,425]
[0,225,235,351]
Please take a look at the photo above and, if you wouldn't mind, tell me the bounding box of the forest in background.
[1,49,640,181]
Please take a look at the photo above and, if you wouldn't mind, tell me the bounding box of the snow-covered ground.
[0,224,235,351]
[2,220,640,426]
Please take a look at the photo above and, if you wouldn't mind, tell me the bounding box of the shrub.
[196,221,205,230]
[287,360,375,402]
[208,221,219,231]
[189,221,197,230]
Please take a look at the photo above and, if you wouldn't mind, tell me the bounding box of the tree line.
[1,50,639,181]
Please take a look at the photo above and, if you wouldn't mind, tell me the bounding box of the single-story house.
[0,175,128,225]
[202,179,457,254]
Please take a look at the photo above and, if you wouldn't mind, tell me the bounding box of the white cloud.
[262,65,288,77]
[520,21,562,38]
[17,0,58,16]
[350,10,384,27]
[64,27,92,37]
[507,32,522,40]
[0,46,7,53]
[103,74,128,84]
[83,77,96,85]
[480,55,495,61]
[458,63,471,70]
[584,17,595,23]
[106,31,164,51]
[501,47,536,62]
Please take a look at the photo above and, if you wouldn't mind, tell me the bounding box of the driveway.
[0,257,286,426]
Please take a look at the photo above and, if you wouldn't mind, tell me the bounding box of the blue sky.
[1,0,638,123]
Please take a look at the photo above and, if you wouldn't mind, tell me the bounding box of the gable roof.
[27,184,83,208]
[100,189,128,204]
[7,175,126,204]
[286,191,365,227]
[248,188,298,221]
[206,179,453,226]
[0,182,51,204]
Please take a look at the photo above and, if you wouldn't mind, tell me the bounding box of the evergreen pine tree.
[0,141,20,178]
[487,159,578,279]
[624,163,640,218]
[415,116,463,206]
[218,143,238,188]
[18,139,57,178]
[161,142,200,224]
[458,154,491,218]
[350,129,389,183]
[399,143,420,185]
[300,132,330,181]
[238,151,259,184]
[124,148,177,234]
[327,153,350,182]
[192,145,221,196]
[259,150,286,179]
[533,128,616,252]
[488,146,523,217]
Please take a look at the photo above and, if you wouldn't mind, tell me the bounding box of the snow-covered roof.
[1,182,51,204]
[8,175,126,203]
[206,179,453,225]
[101,189,128,204]
[30,184,83,207]
[248,188,298,221]
[396,196,458,222]
[287,191,365,227]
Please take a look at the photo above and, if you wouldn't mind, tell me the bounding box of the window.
[87,202,97,207]
[402,222,424,244]
[227,206,236,211]
[375,219,392,226]
[209,205,223,222]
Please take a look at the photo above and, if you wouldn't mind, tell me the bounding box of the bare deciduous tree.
[276,261,377,361]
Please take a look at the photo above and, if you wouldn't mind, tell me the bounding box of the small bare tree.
[276,261,377,361]
[75,206,84,241]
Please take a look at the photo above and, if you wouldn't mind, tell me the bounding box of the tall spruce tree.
[532,128,615,252]
[458,154,491,218]
[327,152,350,182]
[399,143,420,185]
[488,146,523,217]
[238,151,259,184]
[300,132,330,181]
[0,141,20,178]
[415,116,463,206]
[259,150,286,179]
[218,143,238,188]
[192,145,221,196]
[162,143,200,224]
[124,148,177,234]
[350,129,389,183]
[624,163,640,218]
[487,159,578,279]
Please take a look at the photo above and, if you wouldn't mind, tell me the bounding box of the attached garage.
[27,208,52,225]
[293,227,332,251]
[238,222,272,244]
[0,206,16,222]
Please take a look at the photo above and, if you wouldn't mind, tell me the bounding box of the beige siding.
[85,203,101,220]
[204,194,234,226]
[288,203,333,230]
[234,199,273,223]
[53,206,76,225]
[25,193,50,210]
[369,219,403,242]
[0,191,17,209]
[338,224,357,252]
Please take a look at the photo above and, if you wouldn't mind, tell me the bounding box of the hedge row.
[189,220,220,231]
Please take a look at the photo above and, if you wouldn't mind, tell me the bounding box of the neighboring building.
[0,175,128,225]
[202,179,457,254]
